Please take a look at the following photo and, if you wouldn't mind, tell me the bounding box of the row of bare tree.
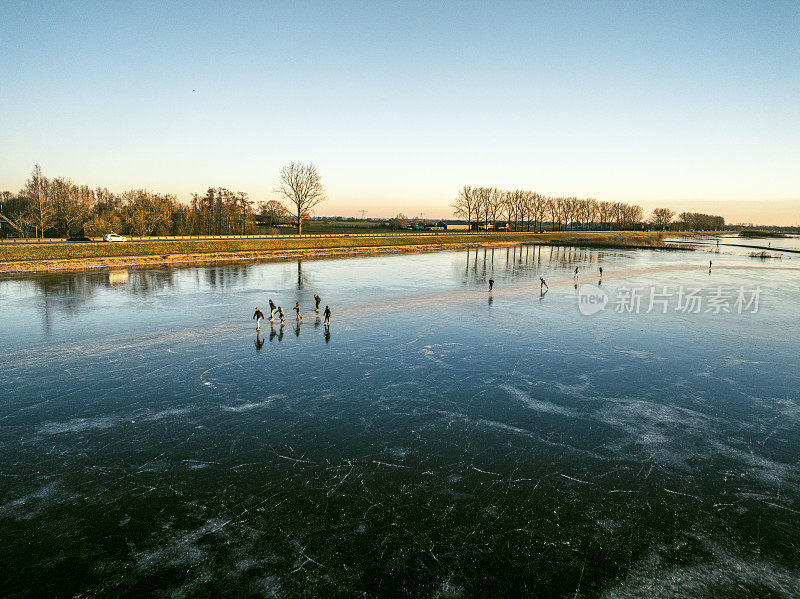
[676,211,725,230]
[648,209,725,230]
[0,163,327,238]
[0,165,265,238]
[451,186,645,231]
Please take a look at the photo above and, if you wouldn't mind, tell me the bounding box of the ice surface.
[0,242,798,597]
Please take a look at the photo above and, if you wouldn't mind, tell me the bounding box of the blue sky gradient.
[1,1,798,223]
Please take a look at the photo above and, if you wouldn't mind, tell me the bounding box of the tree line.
[675,211,725,231]
[451,187,725,232]
[451,186,644,231]
[0,165,725,238]
[0,163,326,238]
[648,209,725,231]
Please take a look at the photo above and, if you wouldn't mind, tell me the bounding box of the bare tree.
[676,211,724,231]
[501,191,517,230]
[51,178,94,237]
[237,191,252,235]
[452,186,477,229]
[258,199,290,228]
[487,188,502,228]
[22,164,54,238]
[515,191,528,231]
[0,191,27,237]
[389,213,409,230]
[531,193,547,232]
[276,162,326,234]
[120,190,175,236]
[650,208,675,230]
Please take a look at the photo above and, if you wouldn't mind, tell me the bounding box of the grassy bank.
[0,234,534,263]
[0,231,717,274]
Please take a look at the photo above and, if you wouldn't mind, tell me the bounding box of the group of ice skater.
[487,266,604,294]
[253,293,330,331]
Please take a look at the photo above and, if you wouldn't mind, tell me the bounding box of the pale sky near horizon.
[1,1,798,225]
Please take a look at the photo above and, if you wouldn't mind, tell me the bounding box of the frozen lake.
[1,241,799,597]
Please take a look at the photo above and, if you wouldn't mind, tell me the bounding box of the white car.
[103,233,128,242]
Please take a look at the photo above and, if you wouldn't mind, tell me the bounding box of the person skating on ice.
[323,305,331,326]
[488,277,494,292]
[277,306,285,324]
[294,302,303,321]
[268,299,277,321]
[314,293,321,312]
[253,306,264,331]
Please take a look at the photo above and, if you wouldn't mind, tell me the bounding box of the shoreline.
[0,232,714,276]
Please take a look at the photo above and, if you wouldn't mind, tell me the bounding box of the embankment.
[0,231,717,275]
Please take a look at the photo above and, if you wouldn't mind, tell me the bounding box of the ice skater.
[540,276,548,291]
[323,305,331,326]
[574,266,580,279]
[488,277,494,292]
[268,299,277,321]
[294,302,303,321]
[599,267,603,278]
[314,293,321,312]
[253,306,264,330]
[277,306,285,324]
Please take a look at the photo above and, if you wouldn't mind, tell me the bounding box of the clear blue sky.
[2,1,798,223]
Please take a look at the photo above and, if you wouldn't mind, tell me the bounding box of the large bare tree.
[276,162,326,234]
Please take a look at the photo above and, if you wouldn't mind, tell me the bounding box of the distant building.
[444,223,469,231]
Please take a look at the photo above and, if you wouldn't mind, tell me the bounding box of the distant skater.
[323,305,331,326]
[540,277,548,292]
[277,306,285,324]
[268,299,277,321]
[253,306,264,331]
[599,267,603,277]
[488,277,494,292]
[294,302,303,321]
[574,266,580,279]
[314,293,321,312]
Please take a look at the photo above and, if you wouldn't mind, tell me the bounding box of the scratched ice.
[1,241,798,597]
